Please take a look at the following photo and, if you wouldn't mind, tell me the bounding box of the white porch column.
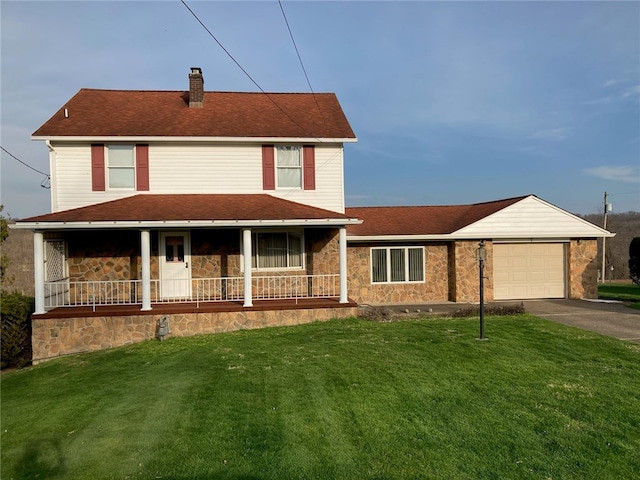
[33,231,46,314]
[243,228,253,307]
[339,227,348,303]
[140,229,152,311]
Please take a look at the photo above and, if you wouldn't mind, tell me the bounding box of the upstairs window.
[276,146,302,188]
[107,145,135,189]
[371,247,424,283]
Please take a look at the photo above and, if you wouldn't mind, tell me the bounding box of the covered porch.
[16,194,361,314]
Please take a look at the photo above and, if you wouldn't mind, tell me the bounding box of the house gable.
[453,195,613,239]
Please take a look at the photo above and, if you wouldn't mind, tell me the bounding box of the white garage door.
[493,243,566,300]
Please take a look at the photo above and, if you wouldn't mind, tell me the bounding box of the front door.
[160,232,191,299]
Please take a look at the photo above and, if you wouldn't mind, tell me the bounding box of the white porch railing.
[43,274,340,309]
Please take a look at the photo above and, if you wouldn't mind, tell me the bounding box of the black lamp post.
[476,240,486,339]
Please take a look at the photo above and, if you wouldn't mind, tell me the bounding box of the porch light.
[476,240,487,340]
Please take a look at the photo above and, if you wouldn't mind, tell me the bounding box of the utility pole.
[601,192,610,283]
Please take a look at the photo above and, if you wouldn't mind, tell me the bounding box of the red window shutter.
[91,144,105,191]
[136,144,149,191]
[303,145,316,190]
[262,145,275,190]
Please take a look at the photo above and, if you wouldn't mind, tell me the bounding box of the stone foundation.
[32,305,358,363]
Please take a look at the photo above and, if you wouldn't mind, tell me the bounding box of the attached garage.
[346,195,613,304]
[493,243,566,300]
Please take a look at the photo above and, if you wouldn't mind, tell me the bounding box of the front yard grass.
[599,282,640,309]
[2,315,639,479]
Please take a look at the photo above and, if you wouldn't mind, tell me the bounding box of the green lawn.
[599,282,640,309]
[2,315,639,479]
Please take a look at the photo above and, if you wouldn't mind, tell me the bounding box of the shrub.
[358,305,394,322]
[450,303,525,318]
[1,292,34,369]
[630,237,640,287]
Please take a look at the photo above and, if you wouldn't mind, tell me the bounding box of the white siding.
[455,196,609,238]
[50,142,346,213]
[52,143,136,213]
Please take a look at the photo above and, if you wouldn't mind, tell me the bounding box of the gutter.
[32,136,358,144]
[347,232,615,242]
[12,217,363,231]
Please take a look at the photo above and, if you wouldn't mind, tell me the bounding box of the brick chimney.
[188,67,204,108]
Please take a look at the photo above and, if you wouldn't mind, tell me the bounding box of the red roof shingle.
[22,194,354,223]
[32,89,356,139]
[345,196,527,236]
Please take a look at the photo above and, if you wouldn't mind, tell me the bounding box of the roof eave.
[13,218,362,230]
[347,232,615,242]
[31,135,358,144]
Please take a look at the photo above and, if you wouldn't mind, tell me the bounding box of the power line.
[180,0,320,139]
[1,146,48,176]
[180,0,343,204]
[277,0,327,129]
[1,145,51,189]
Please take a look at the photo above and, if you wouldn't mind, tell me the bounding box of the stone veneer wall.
[449,241,493,303]
[66,230,141,282]
[191,229,242,278]
[568,239,598,299]
[306,229,340,275]
[32,306,358,363]
[347,243,449,304]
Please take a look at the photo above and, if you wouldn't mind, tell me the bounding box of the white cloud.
[622,84,640,98]
[585,83,640,105]
[527,128,568,141]
[583,165,640,183]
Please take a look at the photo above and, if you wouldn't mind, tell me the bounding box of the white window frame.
[106,145,136,190]
[275,145,302,189]
[370,246,425,284]
[241,229,305,272]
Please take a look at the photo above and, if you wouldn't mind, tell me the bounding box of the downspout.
[45,140,57,212]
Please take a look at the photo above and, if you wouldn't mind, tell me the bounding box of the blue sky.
[1,0,638,219]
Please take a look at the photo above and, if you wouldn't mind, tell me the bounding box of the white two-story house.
[17,68,364,361]
[16,68,613,362]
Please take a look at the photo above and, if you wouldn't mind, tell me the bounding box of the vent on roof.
[188,67,204,108]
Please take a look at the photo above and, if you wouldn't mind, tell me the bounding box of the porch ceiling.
[14,194,361,230]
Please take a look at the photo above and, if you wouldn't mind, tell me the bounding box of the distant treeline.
[580,211,640,281]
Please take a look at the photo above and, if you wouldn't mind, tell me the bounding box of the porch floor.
[34,297,358,319]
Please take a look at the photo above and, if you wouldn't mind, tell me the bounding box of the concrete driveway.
[522,299,640,343]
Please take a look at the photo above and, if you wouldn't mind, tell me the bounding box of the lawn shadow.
[16,437,67,479]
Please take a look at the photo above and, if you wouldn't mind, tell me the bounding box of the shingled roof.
[32,89,356,139]
[345,196,527,236]
[21,194,357,224]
